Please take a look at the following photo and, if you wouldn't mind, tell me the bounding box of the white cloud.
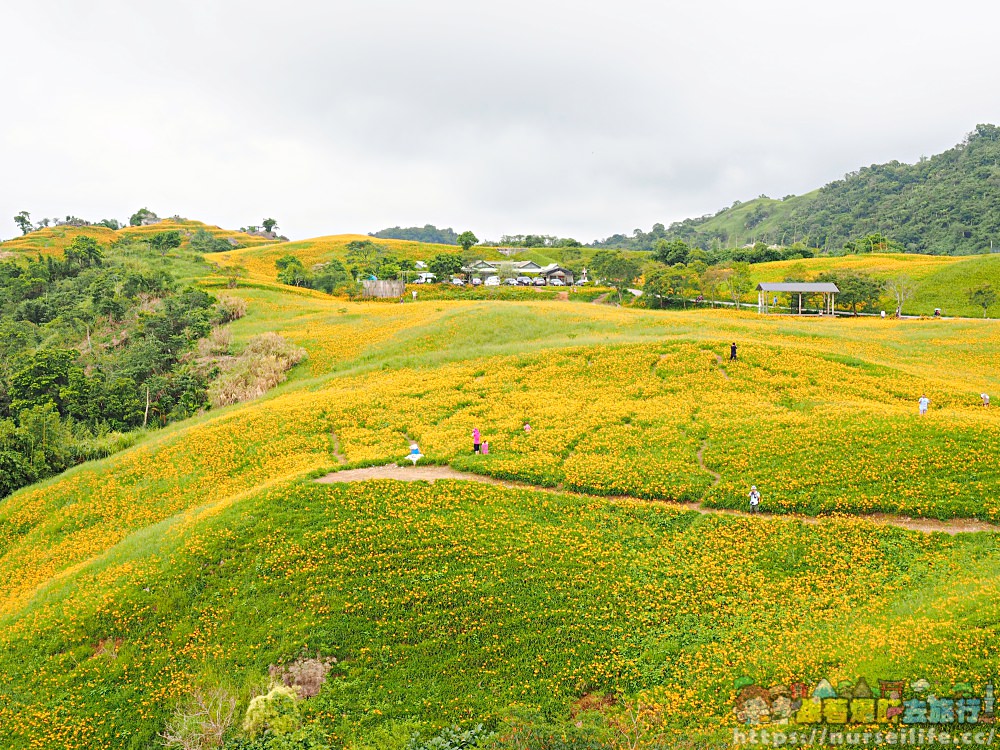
[2,0,999,242]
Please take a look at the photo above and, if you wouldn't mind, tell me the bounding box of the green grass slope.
[751,252,1000,316]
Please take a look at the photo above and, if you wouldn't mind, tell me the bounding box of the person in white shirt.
[748,486,761,514]
[982,393,991,408]
[918,395,930,415]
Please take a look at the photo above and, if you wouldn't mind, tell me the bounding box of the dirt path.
[697,439,722,492]
[712,353,730,379]
[330,431,347,465]
[314,463,999,536]
[592,293,610,305]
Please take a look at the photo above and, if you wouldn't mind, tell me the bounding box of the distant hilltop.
[595,124,1000,256]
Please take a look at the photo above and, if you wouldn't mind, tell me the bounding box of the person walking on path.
[472,427,481,453]
[918,395,930,416]
[730,342,738,361]
[982,393,991,408]
[748,486,761,514]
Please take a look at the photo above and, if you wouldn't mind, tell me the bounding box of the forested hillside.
[0,231,305,501]
[598,124,1000,255]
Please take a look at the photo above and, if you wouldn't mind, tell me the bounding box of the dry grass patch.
[208,332,307,407]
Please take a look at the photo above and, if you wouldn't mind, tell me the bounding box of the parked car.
[574,279,588,286]
[504,278,519,286]
[516,276,533,286]
[533,277,547,286]
[549,278,565,286]
[484,276,501,287]
[451,278,465,286]
[415,272,437,284]
[471,277,482,286]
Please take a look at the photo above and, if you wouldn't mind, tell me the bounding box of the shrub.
[161,686,237,750]
[268,656,337,698]
[217,296,248,323]
[407,724,495,750]
[243,685,300,737]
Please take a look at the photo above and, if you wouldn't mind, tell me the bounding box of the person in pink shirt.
[472,427,481,453]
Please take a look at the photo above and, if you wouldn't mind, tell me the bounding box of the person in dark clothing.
[730,342,738,360]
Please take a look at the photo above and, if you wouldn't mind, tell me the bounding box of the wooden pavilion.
[756,282,839,315]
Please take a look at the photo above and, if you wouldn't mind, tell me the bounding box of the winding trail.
[315,460,1000,536]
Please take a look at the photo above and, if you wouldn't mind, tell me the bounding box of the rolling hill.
[3,255,1000,749]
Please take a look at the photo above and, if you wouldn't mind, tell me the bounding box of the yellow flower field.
[1,295,1000,748]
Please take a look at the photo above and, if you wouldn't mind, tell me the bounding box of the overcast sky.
[2,0,998,243]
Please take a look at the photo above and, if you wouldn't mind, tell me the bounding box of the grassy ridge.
[0,219,275,256]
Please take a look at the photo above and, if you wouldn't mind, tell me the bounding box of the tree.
[428,253,463,280]
[642,267,671,309]
[277,258,311,287]
[14,211,32,236]
[149,231,183,255]
[968,283,998,317]
[724,262,754,308]
[262,218,278,233]
[844,232,903,254]
[885,275,918,317]
[644,265,696,308]
[313,259,351,294]
[344,240,389,278]
[457,231,478,253]
[190,228,232,253]
[9,349,82,417]
[64,236,104,268]
[817,271,883,316]
[591,251,641,305]
[129,207,158,227]
[652,239,690,266]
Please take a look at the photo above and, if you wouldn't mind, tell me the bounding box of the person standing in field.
[748,486,761,514]
[472,427,481,454]
[730,342,738,361]
[524,422,532,433]
[982,393,991,408]
[918,395,930,415]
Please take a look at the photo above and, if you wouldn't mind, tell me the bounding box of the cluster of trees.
[275,255,355,294]
[0,235,238,499]
[274,239,413,292]
[600,124,1000,255]
[491,234,582,249]
[240,218,279,235]
[13,211,122,235]
[370,224,460,244]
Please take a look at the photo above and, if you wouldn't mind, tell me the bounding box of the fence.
[362,279,405,298]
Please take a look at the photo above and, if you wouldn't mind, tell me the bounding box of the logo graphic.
[734,677,995,726]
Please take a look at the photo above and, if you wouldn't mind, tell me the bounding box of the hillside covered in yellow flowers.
[2,230,1000,750]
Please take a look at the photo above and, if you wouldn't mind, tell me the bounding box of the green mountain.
[597,124,1000,255]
